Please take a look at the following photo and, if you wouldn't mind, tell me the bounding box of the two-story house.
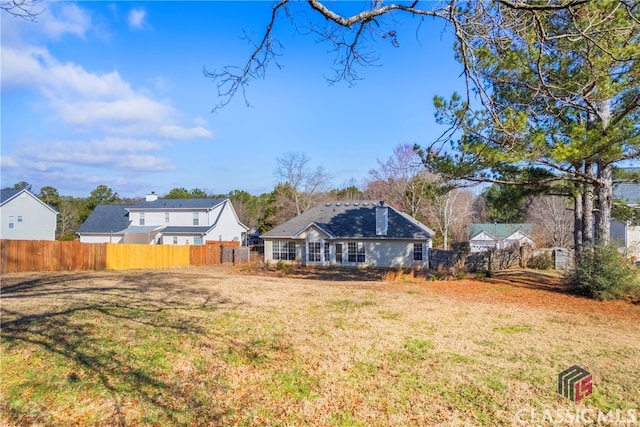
[77,193,248,245]
[0,189,58,240]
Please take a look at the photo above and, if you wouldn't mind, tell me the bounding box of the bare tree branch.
[1,0,43,21]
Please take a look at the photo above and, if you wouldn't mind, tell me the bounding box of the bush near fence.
[0,240,248,273]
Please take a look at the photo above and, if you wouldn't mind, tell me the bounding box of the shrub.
[528,253,553,270]
[276,260,290,275]
[567,243,639,300]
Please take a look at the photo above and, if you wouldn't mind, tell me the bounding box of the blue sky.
[1,1,465,198]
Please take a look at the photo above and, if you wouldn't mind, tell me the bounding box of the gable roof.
[262,201,434,240]
[128,198,226,210]
[0,188,58,214]
[77,204,135,234]
[468,223,532,240]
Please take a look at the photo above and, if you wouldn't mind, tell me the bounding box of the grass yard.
[1,266,639,426]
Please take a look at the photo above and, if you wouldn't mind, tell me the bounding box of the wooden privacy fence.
[1,240,250,273]
[1,240,107,273]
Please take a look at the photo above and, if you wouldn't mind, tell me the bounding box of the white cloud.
[42,3,93,39]
[159,125,213,140]
[1,45,212,140]
[14,138,175,173]
[128,8,147,30]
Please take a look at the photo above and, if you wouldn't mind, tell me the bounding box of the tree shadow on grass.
[0,271,240,426]
[488,269,569,294]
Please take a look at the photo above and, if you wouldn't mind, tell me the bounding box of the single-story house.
[0,189,58,240]
[77,194,248,245]
[261,201,434,268]
[467,223,534,252]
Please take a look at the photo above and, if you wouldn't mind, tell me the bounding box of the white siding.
[160,234,199,245]
[208,201,246,242]
[264,238,429,268]
[362,241,428,268]
[1,192,57,240]
[80,234,124,244]
[130,210,206,227]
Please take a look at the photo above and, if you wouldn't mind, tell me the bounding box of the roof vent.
[336,202,341,206]
[354,202,359,206]
[345,202,350,206]
[325,203,331,206]
[363,202,369,206]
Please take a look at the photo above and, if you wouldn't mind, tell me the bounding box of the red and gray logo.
[558,365,593,402]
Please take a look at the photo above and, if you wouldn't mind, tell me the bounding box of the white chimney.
[146,191,158,202]
[375,201,388,236]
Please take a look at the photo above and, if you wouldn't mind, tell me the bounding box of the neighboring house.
[261,201,434,268]
[77,194,248,245]
[467,223,534,252]
[0,189,58,240]
[612,180,640,258]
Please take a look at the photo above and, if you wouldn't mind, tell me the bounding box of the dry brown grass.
[2,266,639,426]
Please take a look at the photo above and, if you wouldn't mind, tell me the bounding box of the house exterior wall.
[80,234,124,244]
[1,193,57,240]
[159,234,199,245]
[264,238,429,268]
[129,210,209,227]
[208,202,246,242]
[628,226,640,259]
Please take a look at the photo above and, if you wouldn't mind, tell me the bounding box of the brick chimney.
[375,201,388,236]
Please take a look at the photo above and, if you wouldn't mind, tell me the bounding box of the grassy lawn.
[1,267,639,426]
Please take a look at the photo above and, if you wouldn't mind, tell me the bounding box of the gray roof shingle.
[128,198,226,210]
[262,202,434,240]
[0,189,21,204]
[77,204,134,233]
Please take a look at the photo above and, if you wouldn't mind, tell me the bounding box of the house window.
[308,242,321,262]
[324,242,330,262]
[194,236,203,245]
[8,216,14,229]
[173,236,178,245]
[17,216,23,223]
[193,212,199,226]
[139,213,145,225]
[165,212,170,223]
[347,242,365,263]
[413,243,424,261]
[272,241,296,261]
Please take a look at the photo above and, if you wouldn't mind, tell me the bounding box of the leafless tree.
[423,187,475,249]
[273,151,332,219]
[366,143,434,218]
[526,196,574,248]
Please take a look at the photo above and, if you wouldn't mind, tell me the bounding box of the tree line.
[5,145,588,248]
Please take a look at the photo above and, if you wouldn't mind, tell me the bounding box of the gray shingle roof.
[77,204,134,233]
[262,202,434,240]
[0,189,21,204]
[129,198,226,210]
